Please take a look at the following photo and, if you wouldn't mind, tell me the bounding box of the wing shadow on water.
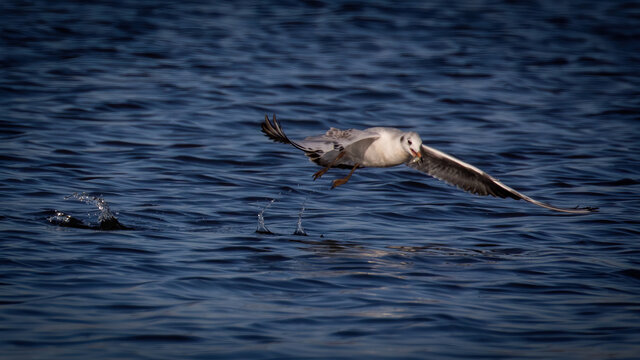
[253,194,528,261]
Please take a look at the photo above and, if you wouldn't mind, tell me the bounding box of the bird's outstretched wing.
[407,144,597,214]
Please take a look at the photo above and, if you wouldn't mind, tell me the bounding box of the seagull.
[261,115,596,214]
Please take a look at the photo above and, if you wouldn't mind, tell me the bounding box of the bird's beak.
[411,149,421,159]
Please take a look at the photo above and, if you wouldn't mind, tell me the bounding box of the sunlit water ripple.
[1,0,639,359]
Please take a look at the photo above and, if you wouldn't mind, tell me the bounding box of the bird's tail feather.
[261,114,307,152]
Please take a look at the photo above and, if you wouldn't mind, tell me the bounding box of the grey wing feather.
[408,144,597,214]
[304,128,377,148]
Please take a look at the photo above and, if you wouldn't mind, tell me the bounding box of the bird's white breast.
[362,130,409,167]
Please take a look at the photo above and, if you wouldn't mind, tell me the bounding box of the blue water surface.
[1,0,640,359]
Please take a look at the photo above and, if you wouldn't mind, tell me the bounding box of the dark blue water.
[2,0,640,359]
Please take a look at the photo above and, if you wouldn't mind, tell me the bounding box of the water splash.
[65,192,116,222]
[255,188,309,235]
[293,199,308,236]
[256,198,275,234]
[49,193,130,230]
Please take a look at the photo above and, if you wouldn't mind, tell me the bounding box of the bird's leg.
[312,168,328,180]
[313,151,345,180]
[331,163,360,189]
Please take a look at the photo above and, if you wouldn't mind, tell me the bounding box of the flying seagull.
[261,115,596,214]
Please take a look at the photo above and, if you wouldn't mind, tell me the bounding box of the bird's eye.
[408,140,412,145]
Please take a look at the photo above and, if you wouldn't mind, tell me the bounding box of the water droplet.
[293,199,307,236]
[256,198,275,234]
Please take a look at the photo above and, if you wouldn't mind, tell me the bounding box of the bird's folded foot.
[313,152,346,180]
[331,177,349,189]
[330,163,360,189]
[313,167,329,180]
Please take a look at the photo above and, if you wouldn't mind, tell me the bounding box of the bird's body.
[306,127,412,168]
[261,115,596,214]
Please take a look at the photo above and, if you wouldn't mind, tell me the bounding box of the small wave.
[117,334,200,342]
[47,210,92,229]
[48,193,130,230]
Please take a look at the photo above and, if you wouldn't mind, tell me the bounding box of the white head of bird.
[400,132,423,163]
